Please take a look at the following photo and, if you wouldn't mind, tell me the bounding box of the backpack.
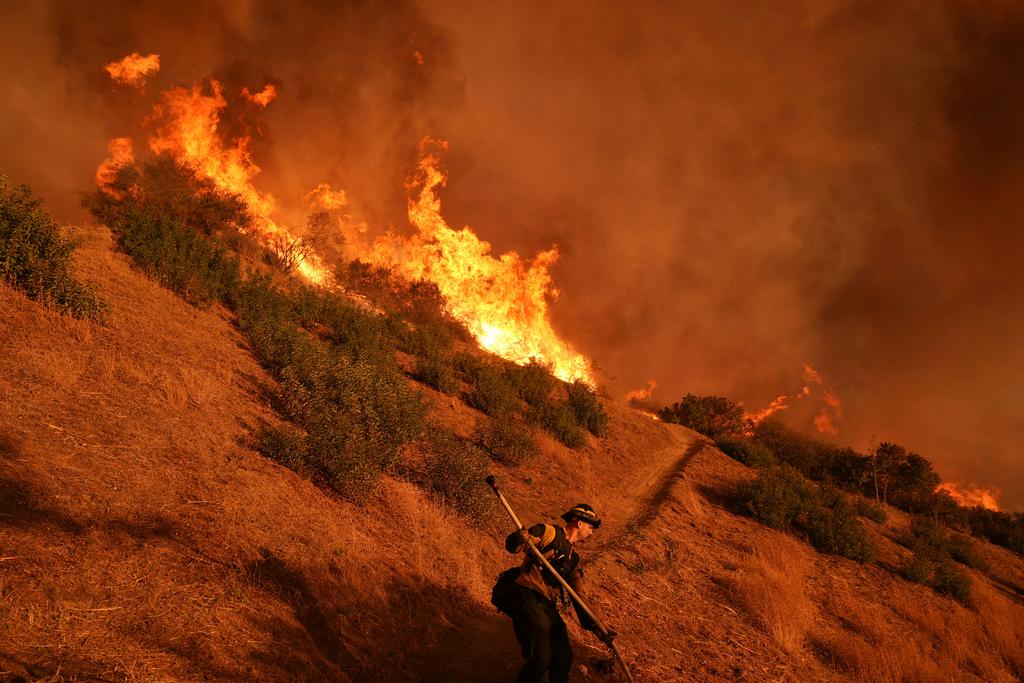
[490,566,522,616]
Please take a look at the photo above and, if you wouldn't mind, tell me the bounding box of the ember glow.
[937,482,1002,511]
[104,52,160,88]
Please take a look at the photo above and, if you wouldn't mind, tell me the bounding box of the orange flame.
[145,79,332,285]
[745,363,843,435]
[105,53,160,88]
[626,379,657,402]
[746,394,791,424]
[95,137,134,197]
[352,138,593,384]
[241,84,278,107]
[304,183,349,210]
[97,72,593,381]
[936,482,1002,511]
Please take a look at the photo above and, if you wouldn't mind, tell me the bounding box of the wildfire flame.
[936,482,1002,511]
[745,363,842,435]
[626,379,657,403]
[144,79,332,285]
[352,139,593,384]
[95,137,134,197]
[241,84,278,107]
[96,70,593,382]
[105,53,160,88]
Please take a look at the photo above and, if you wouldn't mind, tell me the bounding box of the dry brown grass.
[728,535,815,656]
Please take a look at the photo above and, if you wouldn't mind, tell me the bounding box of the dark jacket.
[505,523,598,631]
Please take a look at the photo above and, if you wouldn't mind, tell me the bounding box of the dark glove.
[598,628,617,645]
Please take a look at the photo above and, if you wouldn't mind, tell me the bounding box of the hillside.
[2,223,1024,682]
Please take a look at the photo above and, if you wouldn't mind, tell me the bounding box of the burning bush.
[84,154,252,238]
[658,394,745,439]
[1,176,107,319]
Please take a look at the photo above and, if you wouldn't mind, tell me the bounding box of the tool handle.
[486,475,635,683]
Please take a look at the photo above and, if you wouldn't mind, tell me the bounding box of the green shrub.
[566,380,609,436]
[658,393,745,439]
[900,547,936,585]
[855,498,888,524]
[83,154,252,238]
[418,428,492,521]
[946,535,987,571]
[473,415,537,467]
[736,468,874,562]
[466,363,519,416]
[274,352,426,500]
[402,320,454,359]
[254,424,308,472]
[413,354,460,395]
[898,541,972,605]
[507,360,556,406]
[716,437,776,469]
[933,561,972,604]
[805,498,875,562]
[531,399,586,449]
[1,176,107,319]
[108,208,241,306]
[734,466,816,530]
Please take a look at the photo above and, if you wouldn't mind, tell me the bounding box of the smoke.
[1,1,1021,508]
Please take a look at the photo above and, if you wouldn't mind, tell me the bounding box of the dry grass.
[728,536,815,655]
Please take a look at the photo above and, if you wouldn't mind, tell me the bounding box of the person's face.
[576,521,595,542]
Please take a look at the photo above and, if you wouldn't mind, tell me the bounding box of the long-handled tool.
[486,475,635,683]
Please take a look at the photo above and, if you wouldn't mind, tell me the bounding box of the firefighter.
[502,503,613,683]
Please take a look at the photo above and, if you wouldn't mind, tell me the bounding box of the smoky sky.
[1,1,1021,509]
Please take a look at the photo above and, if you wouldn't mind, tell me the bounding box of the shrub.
[254,424,308,472]
[418,427,492,521]
[716,437,776,469]
[274,352,426,500]
[413,354,460,395]
[83,154,252,238]
[735,466,816,531]
[566,380,609,436]
[532,399,586,449]
[507,360,556,406]
[735,468,874,562]
[854,498,888,524]
[473,415,537,467]
[465,363,519,416]
[1,176,107,319]
[898,541,972,605]
[107,208,241,306]
[933,561,972,604]
[402,320,454,359]
[804,498,875,562]
[658,393,745,439]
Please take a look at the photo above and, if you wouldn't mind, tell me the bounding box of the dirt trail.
[595,436,708,556]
